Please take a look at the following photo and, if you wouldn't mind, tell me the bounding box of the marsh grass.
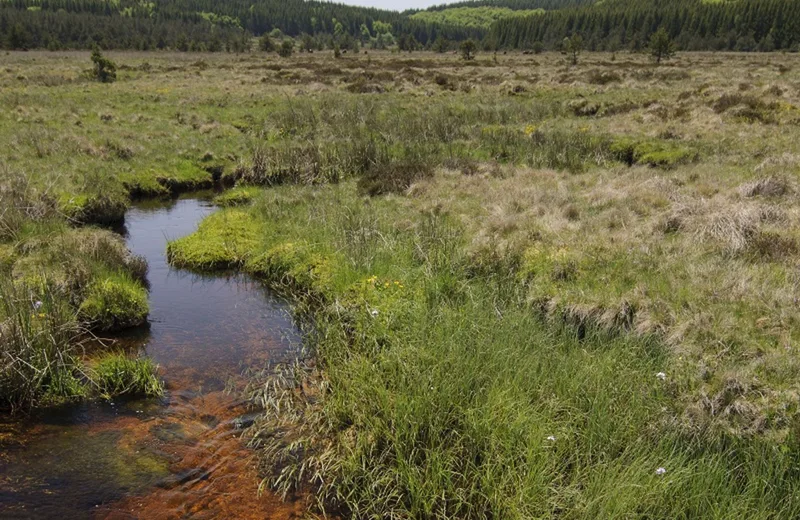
[221,184,800,519]
[91,353,163,399]
[0,280,84,411]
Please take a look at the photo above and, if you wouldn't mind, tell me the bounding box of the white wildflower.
[370,309,379,317]
[546,435,556,442]
[33,300,43,310]
[656,372,666,381]
[655,467,666,475]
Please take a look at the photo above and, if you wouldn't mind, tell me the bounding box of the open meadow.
[5,49,800,517]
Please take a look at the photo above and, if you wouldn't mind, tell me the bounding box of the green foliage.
[489,0,800,51]
[78,273,149,332]
[91,353,163,398]
[259,33,275,52]
[409,6,543,29]
[432,35,449,52]
[561,34,583,65]
[460,38,477,60]
[649,27,676,64]
[91,48,117,83]
[278,39,294,58]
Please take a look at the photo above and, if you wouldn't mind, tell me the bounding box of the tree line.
[487,0,800,52]
[4,0,800,52]
[0,0,482,50]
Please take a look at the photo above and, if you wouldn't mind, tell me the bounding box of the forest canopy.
[2,0,800,51]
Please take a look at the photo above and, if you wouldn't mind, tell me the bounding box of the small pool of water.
[0,197,303,519]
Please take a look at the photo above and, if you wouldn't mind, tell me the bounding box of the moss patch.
[214,185,262,207]
[610,137,698,169]
[167,209,264,269]
[79,273,149,331]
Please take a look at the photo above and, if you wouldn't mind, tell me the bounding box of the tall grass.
[0,280,84,411]
[91,353,163,399]
[162,183,800,518]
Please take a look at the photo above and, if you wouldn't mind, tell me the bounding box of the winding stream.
[0,196,303,519]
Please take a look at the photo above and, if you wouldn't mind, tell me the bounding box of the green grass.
[0,280,85,410]
[91,353,163,399]
[213,185,262,206]
[168,182,800,518]
[78,272,149,332]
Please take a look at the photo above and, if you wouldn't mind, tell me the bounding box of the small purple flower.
[33,300,43,310]
[655,467,666,476]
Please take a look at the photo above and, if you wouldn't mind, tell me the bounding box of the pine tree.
[90,47,117,83]
[649,27,676,64]
[460,39,476,60]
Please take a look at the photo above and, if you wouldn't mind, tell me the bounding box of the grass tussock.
[78,272,149,332]
[0,281,84,411]
[91,353,163,399]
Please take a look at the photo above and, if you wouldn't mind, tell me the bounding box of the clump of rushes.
[0,281,84,411]
[91,353,163,399]
[78,272,149,331]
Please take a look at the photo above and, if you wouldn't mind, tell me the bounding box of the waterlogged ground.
[0,197,304,519]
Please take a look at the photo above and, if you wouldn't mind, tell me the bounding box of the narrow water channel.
[0,196,304,519]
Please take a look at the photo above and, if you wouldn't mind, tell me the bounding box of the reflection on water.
[0,197,303,519]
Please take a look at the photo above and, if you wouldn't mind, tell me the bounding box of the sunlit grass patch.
[167,208,265,269]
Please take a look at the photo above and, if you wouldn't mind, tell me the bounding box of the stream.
[0,196,304,519]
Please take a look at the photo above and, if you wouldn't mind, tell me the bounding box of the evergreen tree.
[562,34,583,65]
[90,47,116,83]
[460,39,476,60]
[649,27,676,64]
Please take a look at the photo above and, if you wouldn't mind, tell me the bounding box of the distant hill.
[2,0,800,51]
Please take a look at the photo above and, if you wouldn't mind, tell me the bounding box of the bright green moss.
[167,209,263,269]
[214,186,262,207]
[246,241,335,295]
[78,273,149,331]
[610,138,698,169]
[58,192,128,225]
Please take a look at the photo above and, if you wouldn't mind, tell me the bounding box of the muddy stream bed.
[0,196,305,519]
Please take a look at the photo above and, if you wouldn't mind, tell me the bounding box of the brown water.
[0,197,305,519]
